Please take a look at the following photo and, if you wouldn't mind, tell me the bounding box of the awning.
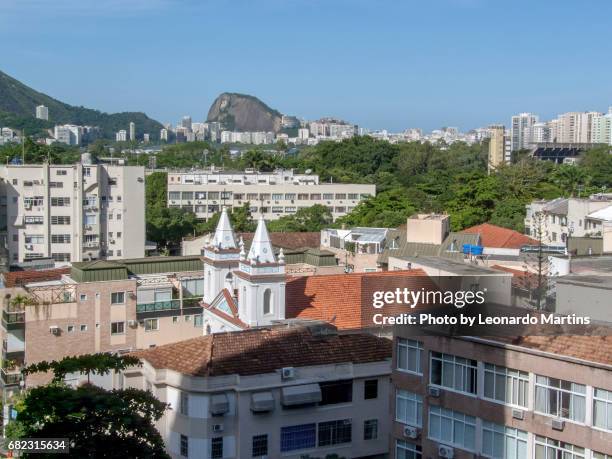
[251,391,275,412]
[209,393,229,415]
[281,384,322,407]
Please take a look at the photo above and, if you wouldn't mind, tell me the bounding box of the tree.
[8,354,169,458]
[335,189,416,228]
[268,205,333,232]
[146,206,200,249]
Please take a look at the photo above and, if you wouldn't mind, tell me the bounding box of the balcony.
[2,310,25,330]
[136,299,180,314]
[1,367,23,387]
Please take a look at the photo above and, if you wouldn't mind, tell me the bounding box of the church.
[201,207,287,334]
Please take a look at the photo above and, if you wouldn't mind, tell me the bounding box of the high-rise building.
[129,122,136,141]
[143,133,150,143]
[555,111,602,143]
[510,113,538,151]
[591,112,612,145]
[35,105,48,121]
[160,128,168,142]
[487,125,505,172]
[0,162,146,266]
[531,122,552,144]
[181,116,192,131]
[116,130,127,142]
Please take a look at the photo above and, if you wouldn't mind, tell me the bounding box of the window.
[319,380,352,405]
[194,315,203,327]
[144,318,159,331]
[594,453,612,459]
[335,193,346,199]
[221,191,232,200]
[84,214,97,225]
[252,434,268,457]
[310,193,321,200]
[51,197,70,206]
[396,389,422,427]
[318,419,351,447]
[181,192,193,200]
[180,391,189,416]
[111,322,125,335]
[593,388,612,431]
[364,419,378,440]
[51,234,71,244]
[280,423,316,452]
[208,192,220,200]
[52,253,71,262]
[484,363,529,407]
[67,325,75,333]
[428,406,476,451]
[56,170,67,176]
[481,421,527,459]
[51,216,71,225]
[285,193,296,200]
[25,216,44,224]
[396,440,422,459]
[24,196,44,207]
[535,376,586,422]
[79,294,87,302]
[348,193,358,200]
[534,436,584,459]
[263,289,272,315]
[80,324,88,332]
[397,338,423,374]
[111,292,125,304]
[272,193,283,200]
[180,434,188,457]
[168,192,180,200]
[430,351,477,395]
[246,193,258,200]
[364,379,378,399]
[211,437,223,459]
[25,234,44,244]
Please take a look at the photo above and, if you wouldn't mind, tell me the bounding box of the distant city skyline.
[1,0,611,131]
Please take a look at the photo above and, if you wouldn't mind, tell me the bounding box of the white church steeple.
[247,215,276,264]
[212,206,237,249]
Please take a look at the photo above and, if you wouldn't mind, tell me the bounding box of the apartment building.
[524,194,612,245]
[125,324,392,459]
[511,113,539,151]
[488,125,505,172]
[166,168,375,221]
[0,255,205,391]
[0,162,145,266]
[391,330,612,458]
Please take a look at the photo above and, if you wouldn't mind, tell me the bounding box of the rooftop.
[393,256,509,275]
[133,324,391,377]
[285,269,438,329]
[2,268,71,288]
[587,204,612,222]
[461,223,538,249]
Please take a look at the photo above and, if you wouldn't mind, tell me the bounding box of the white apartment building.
[124,324,392,459]
[0,161,145,266]
[166,168,375,221]
[591,110,612,145]
[160,128,169,142]
[524,194,612,245]
[555,111,603,143]
[116,130,127,142]
[35,105,48,121]
[129,122,136,141]
[511,113,539,151]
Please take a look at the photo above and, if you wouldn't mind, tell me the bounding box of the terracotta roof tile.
[133,326,391,377]
[501,335,612,366]
[2,268,70,288]
[285,269,439,329]
[461,223,538,249]
[240,232,320,250]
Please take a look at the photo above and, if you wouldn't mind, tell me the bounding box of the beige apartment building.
[125,324,392,459]
[488,125,506,172]
[391,330,612,458]
[0,256,205,391]
[166,168,375,221]
[0,161,145,267]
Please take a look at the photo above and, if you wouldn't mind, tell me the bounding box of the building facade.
[511,113,538,151]
[390,331,612,458]
[0,162,145,266]
[488,125,506,172]
[166,168,375,221]
[125,325,392,459]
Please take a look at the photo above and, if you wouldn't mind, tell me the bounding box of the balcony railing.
[1,368,22,386]
[2,311,25,329]
[136,300,180,314]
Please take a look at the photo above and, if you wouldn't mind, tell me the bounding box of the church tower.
[234,215,286,326]
[202,207,240,304]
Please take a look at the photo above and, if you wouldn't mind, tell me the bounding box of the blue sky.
[1,0,611,131]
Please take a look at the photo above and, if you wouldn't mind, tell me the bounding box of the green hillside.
[0,70,163,139]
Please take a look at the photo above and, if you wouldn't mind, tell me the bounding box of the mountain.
[207,92,283,133]
[0,70,163,139]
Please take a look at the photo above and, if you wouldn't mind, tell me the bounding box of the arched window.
[224,272,233,292]
[205,324,211,335]
[207,271,212,296]
[263,289,272,315]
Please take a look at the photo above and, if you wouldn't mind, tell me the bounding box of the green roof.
[71,256,203,283]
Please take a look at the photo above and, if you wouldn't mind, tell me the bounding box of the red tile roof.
[2,268,70,288]
[240,232,321,250]
[285,269,439,329]
[133,325,391,377]
[461,223,538,249]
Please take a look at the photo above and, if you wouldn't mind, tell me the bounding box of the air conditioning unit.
[128,320,137,327]
[403,425,419,439]
[25,244,33,250]
[551,419,565,431]
[212,424,224,433]
[512,409,525,420]
[438,445,454,459]
[281,367,295,379]
[49,326,60,335]
[428,385,441,397]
